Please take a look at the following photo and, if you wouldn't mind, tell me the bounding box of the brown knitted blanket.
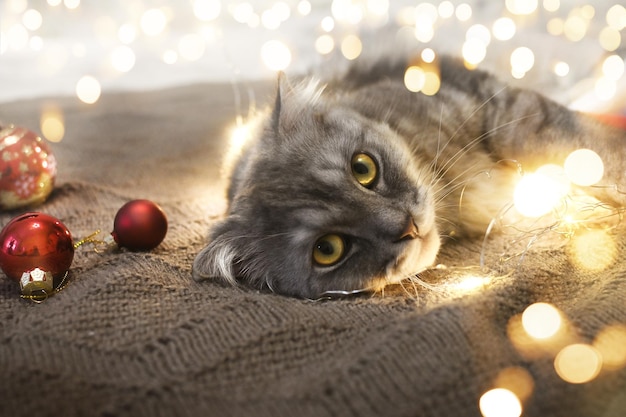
[1,82,625,417]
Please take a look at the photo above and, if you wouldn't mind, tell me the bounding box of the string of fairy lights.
[2,1,626,416]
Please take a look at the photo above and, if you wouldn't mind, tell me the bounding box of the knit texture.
[1,82,625,417]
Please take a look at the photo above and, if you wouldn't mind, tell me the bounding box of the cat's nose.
[397,217,419,242]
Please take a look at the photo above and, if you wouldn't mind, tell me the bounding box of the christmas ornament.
[0,125,57,210]
[111,199,168,251]
[0,199,168,301]
[0,212,73,297]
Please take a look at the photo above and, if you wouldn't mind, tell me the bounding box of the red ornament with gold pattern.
[0,124,57,210]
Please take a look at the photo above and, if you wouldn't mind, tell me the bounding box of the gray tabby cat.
[193,54,626,299]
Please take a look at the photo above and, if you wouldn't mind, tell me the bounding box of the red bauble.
[0,213,74,292]
[111,199,167,251]
[0,125,57,210]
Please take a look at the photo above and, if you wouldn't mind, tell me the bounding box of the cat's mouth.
[382,227,441,286]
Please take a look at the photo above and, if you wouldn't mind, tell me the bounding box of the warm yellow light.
[455,3,472,21]
[514,165,569,218]
[111,45,136,72]
[321,16,334,32]
[547,18,564,36]
[522,303,562,339]
[414,24,434,43]
[568,229,617,272]
[421,48,436,63]
[118,24,137,44]
[422,71,441,96]
[162,49,178,64]
[494,367,534,402]
[602,55,625,81]
[564,149,604,186]
[599,27,621,52]
[606,5,626,30]
[297,0,311,16]
[438,1,454,18]
[543,0,560,12]
[554,61,570,77]
[341,35,362,60]
[594,77,617,101]
[506,0,538,15]
[492,17,516,41]
[315,35,335,55]
[22,9,43,31]
[554,344,602,384]
[76,75,101,104]
[463,39,487,66]
[510,47,535,75]
[594,325,626,370]
[563,15,587,42]
[261,40,292,71]
[40,106,65,143]
[193,0,221,21]
[141,8,167,36]
[404,66,426,93]
[479,388,522,417]
[449,275,491,294]
[178,34,205,61]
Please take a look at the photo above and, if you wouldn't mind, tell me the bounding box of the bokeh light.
[455,3,472,22]
[593,325,626,371]
[193,0,221,21]
[315,34,334,55]
[506,0,538,15]
[261,40,292,71]
[40,105,65,143]
[567,228,617,272]
[479,388,522,417]
[599,27,621,52]
[141,8,167,36]
[341,35,362,60]
[510,46,535,78]
[554,344,602,384]
[404,66,426,93]
[492,17,516,41]
[111,45,136,72]
[563,149,604,186]
[493,367,534,402]
[514,165,569,218]
[554,61,570,77]
[602,54,625,81]
[75,75,101,104]
[22,9,43,31]
[522,303,562,340]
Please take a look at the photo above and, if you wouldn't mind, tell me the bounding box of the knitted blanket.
[1,81,625,417]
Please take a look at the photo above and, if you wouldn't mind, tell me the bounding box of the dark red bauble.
[0,212,74,282]
[111,199,167,251]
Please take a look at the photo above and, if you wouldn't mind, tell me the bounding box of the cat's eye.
[351,152,378,188]
[313,234,345,266]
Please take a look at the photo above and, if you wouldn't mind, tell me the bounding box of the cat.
[193,53,626,299]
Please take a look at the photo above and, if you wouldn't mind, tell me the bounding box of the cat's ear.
[271,71,291,134]
[192,217,243,286]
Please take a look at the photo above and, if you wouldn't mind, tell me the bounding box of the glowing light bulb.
[554,61,570,77]
[564,149,604,186]
[455,3,472,21]
[193,0,221,21]
[514,165,569,218]
[506,0,538,15]
[492,17,516,41]
[315,35,335,55]
[111,45,136,72]
[404,66,426,93]
[510,47,535,75]
[40,106,65,143]
[594,325,626,370]
[341,35,362,60]
[554,344,602,384]
[22,9,43,31]
[76,75,101,104]
[479,388,522,417]
[261,40,292,71]
[522,303,562,339]
[602,55,625,81]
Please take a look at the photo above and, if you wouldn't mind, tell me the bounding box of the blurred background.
[1,0,625,112]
